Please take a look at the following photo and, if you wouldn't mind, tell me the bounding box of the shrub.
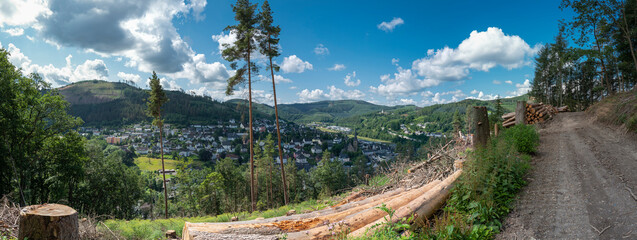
[424,125,536,239]
[503,124,539,154]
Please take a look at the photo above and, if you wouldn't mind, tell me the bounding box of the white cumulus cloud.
[281,55,313,73]
[0,0,51,27]
[297,85,365,102]
[314,44,329,55]
[378,17,404,32]
[329,64,346,71]
[3,28,24,36]
[5,43,109,86]
[412,27,538,81]
[259,74,292,84]
[344,71,361,87]
[117,72,142,85]
[1,0,230,86]
[508,79,532,96]
[467,91,498,101]
[370,66,441,98]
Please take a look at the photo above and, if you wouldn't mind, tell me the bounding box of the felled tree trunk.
[18,204,79,240]
[472,106,489,147]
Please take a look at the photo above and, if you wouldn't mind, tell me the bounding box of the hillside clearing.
[134,156,179,172]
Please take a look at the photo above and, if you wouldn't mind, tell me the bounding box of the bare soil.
[497,112,637,240]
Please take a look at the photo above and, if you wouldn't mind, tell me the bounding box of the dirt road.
[497,112,637,240]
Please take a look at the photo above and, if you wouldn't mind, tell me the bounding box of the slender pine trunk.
[159,118,168,219]
[248,48,256,213]
[593,23,610,95]
[269,41,289,205]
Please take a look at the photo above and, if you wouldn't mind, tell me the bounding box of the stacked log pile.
[502,103,565,127]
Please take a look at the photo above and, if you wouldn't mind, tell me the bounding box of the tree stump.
[18,204,79,240]
[515,101,526,125]
[472,106,490,147]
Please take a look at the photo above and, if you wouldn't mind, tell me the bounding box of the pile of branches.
[401,140,460,189]
[0,197,19,238]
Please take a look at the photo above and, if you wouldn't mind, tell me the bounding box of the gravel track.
[497,112,637,240]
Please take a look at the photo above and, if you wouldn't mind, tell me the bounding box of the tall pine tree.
[258,0,289,205]
[223,0,260,212]
[147,71,169,218]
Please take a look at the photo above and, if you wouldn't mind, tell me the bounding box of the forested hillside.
[58,80,531,144]
[275,100,416,123]
[59,80,272,126]
[335,95,528,142]
[59,81,417,127]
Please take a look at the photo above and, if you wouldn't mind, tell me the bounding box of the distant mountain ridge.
[59,80,266,126]
[57,80,414,126]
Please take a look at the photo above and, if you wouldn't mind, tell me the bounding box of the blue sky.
[0,0,571,106]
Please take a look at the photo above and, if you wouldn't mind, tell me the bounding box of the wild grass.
[422,125,534,239]
[134,157,179,172]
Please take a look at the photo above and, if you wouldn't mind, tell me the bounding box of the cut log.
[557,106,569,112]
[503,121,516,128]
[332,190,367,208]
[501,112,515,119]
[182,187,409,239]
[285,180,443,240]
[349,170,463,237]
[18,204,79,240]
[494,124,499,137]
[503,117,515,124]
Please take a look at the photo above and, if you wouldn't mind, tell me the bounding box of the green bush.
[503,124,539,154]
[424,126,535,239]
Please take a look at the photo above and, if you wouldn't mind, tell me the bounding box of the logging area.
[497,112,637,239]
[502,102,569,128]
[182,139,468,240]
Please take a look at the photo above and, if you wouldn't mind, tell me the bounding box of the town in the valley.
[79,119,399,175]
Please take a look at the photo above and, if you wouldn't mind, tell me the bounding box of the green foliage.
[423,126,536,239]
[311,152,348,197]
[0,48,84,205]
[77,138,145,219]
[147,71,168,127]
[533,1,637,109]
[502,125,540,154]
[223,0,260,95]
[258,0,281,60]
